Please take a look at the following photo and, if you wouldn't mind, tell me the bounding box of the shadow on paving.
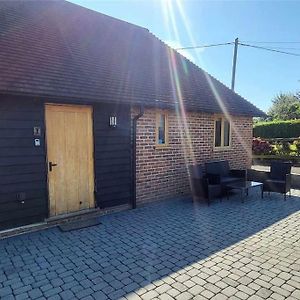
[0,190,299,299]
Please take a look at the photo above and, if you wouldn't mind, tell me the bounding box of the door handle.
[49,161,58,172]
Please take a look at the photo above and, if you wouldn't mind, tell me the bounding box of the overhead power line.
[174,38,300,92]
[175,42,233,50]
[175,41,300,56]
[240,40,300,44]
[239,42,300,57]
[265,46,300,51]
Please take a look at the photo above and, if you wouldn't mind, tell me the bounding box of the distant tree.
[268,92,300,120]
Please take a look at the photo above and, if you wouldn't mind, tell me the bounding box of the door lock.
[49,161,58,172]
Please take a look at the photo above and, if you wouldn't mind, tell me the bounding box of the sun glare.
[160,0,252,168]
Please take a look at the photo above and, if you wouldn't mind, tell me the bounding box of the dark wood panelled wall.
[0,97,47,229]
[0,96,132,230]
[93,103,132,208]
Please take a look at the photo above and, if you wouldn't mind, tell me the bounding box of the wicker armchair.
[263,161,292,200]
[189,164,222,205]
[205,160,246,189]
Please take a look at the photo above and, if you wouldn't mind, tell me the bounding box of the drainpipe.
[132,104,144,209]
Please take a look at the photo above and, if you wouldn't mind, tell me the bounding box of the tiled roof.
[0,0,265,116]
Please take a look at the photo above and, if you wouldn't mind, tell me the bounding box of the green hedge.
[253,119,300,138]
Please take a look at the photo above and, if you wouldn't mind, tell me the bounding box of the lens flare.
[161,0,252,170]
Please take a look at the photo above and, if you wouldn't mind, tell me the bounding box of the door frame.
[44,103,96,217]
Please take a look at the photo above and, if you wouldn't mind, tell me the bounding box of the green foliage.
[253,119,300,138]
[292,140,300,156]
[268,92,300,120]
[252,137,300,158]
[271,140,293,155]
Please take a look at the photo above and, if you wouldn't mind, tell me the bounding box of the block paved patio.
[0,190,300,300]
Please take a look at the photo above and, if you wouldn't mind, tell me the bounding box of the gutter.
[131,104,144,209]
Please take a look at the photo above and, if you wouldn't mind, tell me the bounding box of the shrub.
[252,138,300,157]
[292,140,300,156]
[273,140,292,155]
[253,119,300,138]
[252,138,272,155]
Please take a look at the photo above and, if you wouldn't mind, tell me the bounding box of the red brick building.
[0,0,264,230]
[135,109,253,204]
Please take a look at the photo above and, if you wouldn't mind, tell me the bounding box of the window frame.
[155,110,169,148]
[213,115,231,149]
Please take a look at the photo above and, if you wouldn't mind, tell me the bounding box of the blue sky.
[69,0,300,112]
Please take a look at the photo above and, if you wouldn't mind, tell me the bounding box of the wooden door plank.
[64,110,78,213]
[87,108,95,209]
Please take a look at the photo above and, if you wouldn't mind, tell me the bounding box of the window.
[214,117,231,148]
[156,112,168,146]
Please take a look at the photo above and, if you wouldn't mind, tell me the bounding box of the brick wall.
[133,107,253,205]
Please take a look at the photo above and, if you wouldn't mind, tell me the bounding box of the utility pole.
[231,37,239,91]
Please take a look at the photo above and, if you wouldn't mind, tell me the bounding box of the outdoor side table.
[225,181,263,202]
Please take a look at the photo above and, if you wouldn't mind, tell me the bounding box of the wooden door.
[45,104,95,216]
